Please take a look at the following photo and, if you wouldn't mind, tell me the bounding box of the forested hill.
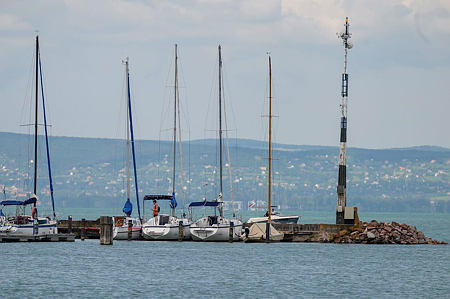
[1,131,449,213]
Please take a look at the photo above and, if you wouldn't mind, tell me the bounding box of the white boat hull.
[112,216,142,240]
[190,217,243,242]
[241,223,284,242]
[0,217,58,236]
[247,215,299,224]
[142,215,191,240]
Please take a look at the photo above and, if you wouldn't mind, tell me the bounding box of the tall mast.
[33,35,39,202]
[336,17,352,224]
[172,44,178,216]
[38,43,56,218]
[125,57,141,219]
[126,58,131,203]
[268,55,272,223]
[218,45,223,218]
[173,45,177,196]
[218,46,223,197]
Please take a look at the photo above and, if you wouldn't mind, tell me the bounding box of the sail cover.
[170,192,177,209]
[0,197,37,206]
[122,198,133,215]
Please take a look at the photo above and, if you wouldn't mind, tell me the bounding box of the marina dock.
[0,233,75,242]
[57,218,351,242]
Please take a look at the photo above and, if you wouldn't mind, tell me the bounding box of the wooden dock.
[58,218,351,241]
[0,233,75,242]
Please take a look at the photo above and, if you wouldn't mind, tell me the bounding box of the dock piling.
[100,216,113,245]
[127,219,133,241]
[178,221,183,242]
[81,218,86,241]
[229,221,234,243]
[68,215,72,234]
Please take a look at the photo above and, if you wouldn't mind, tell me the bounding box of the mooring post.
[265,222,270,243]
[100,216,113,245]
[81,218,86,241]
[229,221,234,243]
[127,219,133,241]
[178,221,183,242]
[68,215,73,234]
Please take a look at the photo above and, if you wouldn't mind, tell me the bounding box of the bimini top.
[189,201,220,207]
[143,194,173,201]
[0,197,37,206]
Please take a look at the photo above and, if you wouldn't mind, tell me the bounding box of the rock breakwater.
[331,220,447,245]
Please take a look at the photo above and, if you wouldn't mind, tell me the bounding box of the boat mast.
[38,43,56,218]
[218,45,223,218]
[33,35,39,205]
[172,44,178,217]
[268,55,272,223]
[125,57,141,219]
[175,45,186,215]
[126,58,131,206]
[336,17,352,224]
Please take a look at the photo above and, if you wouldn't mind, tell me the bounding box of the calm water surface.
[1,211,448,298]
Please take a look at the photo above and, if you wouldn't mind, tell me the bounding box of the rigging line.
[222,63,238,134]
[221,64,235,215]
[20,49,36,195]
[177,49,191,131]
[177,75,187,215]
[160,47,175,134]
[115,63,127,142]
[39,55,56,217]
[203,50,219,135]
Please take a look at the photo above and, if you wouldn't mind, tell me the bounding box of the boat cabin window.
[208,216,218,225]
[159,215,170,225]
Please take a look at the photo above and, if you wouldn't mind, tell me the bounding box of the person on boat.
[32,206,38,219]
[152,200,159,217]
[264,211,269,217]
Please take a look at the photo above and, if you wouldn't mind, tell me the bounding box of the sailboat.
[189,45,243,242]
[0,35,58,236]
[243,55,285,242]
[112,57,142,240]
[142,44,192,241]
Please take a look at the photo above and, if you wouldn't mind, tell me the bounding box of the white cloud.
[0,14,31,31]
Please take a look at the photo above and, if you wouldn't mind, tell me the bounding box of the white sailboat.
[142,44,192,241]
[246,210,299,225]
[243,55,286,242]
[0,35,58,237]
[113,58,142,240]
[189,45,243,242]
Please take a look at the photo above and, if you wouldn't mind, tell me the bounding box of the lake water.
[1,210,448,298]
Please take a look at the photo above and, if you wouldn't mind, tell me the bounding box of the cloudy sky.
[1,0,449,149]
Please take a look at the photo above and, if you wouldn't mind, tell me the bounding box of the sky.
[0,0,449,149]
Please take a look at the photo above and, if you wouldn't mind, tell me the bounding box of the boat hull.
[241,223,284,242]
[142,215,191,240]
[190,222,243,242]
[112,216,142,240]
[0,217,58,236]
[247,215,299,224]
[142,224,191,240]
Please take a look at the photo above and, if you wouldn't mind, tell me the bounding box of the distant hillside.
[1,131,449,213]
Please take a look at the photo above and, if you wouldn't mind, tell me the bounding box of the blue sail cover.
[170,192,177,209]
[0,197,37,206]
[122,198,133,215]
